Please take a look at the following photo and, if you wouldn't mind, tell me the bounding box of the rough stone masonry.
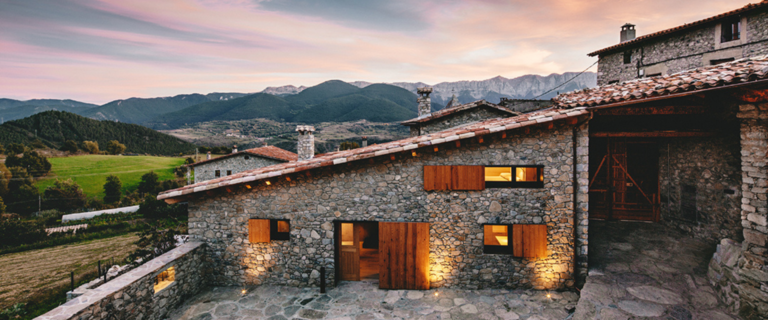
[187,122,589,291]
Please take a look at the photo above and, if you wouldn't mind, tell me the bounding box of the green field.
[36,155,185,198]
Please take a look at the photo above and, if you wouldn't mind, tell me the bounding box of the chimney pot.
[620,23,636,43]
[207,151,211,160]
[233,145,238,153]
[362,136,368,148]
[417,87,433,117]
[296,125,316,161]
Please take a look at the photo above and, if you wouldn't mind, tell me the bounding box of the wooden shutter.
[424,166,451,191]
[379,222,430,290]
[248,219,270,243]
[512,224,547,258]
[451,165,485,190]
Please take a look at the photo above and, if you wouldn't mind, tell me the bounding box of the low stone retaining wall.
[36,241,207,320]
[708,238,768,317]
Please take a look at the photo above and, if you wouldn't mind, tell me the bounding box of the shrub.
[60,140,79,153]
[5,151,52,177]
[103,175,122,204]
[106,140,126,155]
[5,167,39,215]
[30,139,45,149]
[4,143,25,156]
[138,194,187,220]
[82,141,99,154]
[137,171,160,195]
[340,141,360,150]
[43,179,86,212]
[0,218,46,249]
[0,196,5,214]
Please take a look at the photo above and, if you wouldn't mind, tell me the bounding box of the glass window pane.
[516,167,538,182]
[484,225,508,246]
[485,167,512,182]
[277,221,289,233]
[341,223,354,246]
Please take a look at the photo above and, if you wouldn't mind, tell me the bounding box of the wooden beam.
[596,105,706,116]
[164,197,185,204]
[590,131,715,138]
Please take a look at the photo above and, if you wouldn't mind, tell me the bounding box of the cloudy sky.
[0,0,755,104]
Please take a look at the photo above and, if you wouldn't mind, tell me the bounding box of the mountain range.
[0,72,596,127]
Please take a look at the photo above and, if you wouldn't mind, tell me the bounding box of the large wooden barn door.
[589,138,659,221]
[378,222,430,290]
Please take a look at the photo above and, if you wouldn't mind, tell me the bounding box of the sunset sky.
[0,0,756,104]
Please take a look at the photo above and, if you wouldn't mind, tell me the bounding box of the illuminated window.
[270,219,290,240]
[485,166,544,188]
[483,225,511,254]
[154,266,175,293]
[341,223,354,246]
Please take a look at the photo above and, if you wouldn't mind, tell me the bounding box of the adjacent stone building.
[401,99,520,136]
[188,146,297,183]
[592,1,768,85]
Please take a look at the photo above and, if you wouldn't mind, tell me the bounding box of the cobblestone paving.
[169,281,579,320]
[573,221,739,320]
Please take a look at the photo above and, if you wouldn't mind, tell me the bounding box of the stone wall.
[596,10,768,85]
[37,242,207,320]
[194,154,284,183]
[413,107,512,137]
[658,136,743,241]
[188,123,589,290]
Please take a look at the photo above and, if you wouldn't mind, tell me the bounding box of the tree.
[138,171,160,195]
[30,139,45,149]
[106,140,126,155]
[160,179,182,192]
[4,143,25,156]
[61,140,78,153]
[6,151,52,177]
[5,167,39,215]
[184,157,195,165]
[43,179,86,212]
[0,196,6,214]
[0,144,4,155]
[0,164,9,197]
[104,175,122,203]
[82,141,99,154]
[340,141,360,151]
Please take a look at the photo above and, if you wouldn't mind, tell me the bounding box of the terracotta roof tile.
[553,55,768,108]
[589,1,768,57]
[158,107,588,200]
[400,100,520,125]
[188,146,297,167]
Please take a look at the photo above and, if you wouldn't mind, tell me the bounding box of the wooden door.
[589,138,659,221]
[339,223,360,281]
[379,222,430,290]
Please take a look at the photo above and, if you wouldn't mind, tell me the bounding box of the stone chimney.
[417,87,433,117]
[296,125,315,161]
[233,145,238,153]
[620,23,636,43]
[207,151,211,160]
[362,136,368,147]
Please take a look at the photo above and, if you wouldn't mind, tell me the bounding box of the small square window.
[623,51,632,64]
[227,170,232,176]
[270,219,290,240]
[244,155,250,160]
[485,166,544,188]
[154,266,175,293]
[483,224,511,254]
[722,18,741,43]
[215,170,221,178]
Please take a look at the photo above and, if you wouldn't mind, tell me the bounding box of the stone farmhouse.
[187,145,297,183]
[593,1,768,85]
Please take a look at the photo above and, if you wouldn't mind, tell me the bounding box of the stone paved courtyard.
[573,221,740,320]
[168,281,579,320]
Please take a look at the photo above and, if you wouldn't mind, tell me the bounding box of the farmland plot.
[0,234,138,309]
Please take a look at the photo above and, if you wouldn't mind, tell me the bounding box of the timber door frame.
[333,220,378,285]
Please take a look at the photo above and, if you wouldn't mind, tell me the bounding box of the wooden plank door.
[379,222,430,290]
[339,222,360,281]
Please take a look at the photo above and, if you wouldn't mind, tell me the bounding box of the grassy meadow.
[36,155,185,198]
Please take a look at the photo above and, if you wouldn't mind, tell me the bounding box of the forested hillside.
[148,81,417,129]
[0,111,197,155]
[80,92,248,124]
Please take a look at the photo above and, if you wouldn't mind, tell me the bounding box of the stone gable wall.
[411,107,512,137]
[194,154,284,183]
[659,136,743,241]
[597,10,768,85]
[188,123,589,290]
[37,242,207,320]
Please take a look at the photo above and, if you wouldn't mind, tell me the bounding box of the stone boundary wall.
[708,239,768,317]
[35,242,207,320]
[188,123,589,291]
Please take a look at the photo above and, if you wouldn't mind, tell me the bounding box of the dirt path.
[0,234,139,309]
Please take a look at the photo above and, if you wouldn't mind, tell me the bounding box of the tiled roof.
[588,1,768,57]
[189,145,297,167]
[553,55,768,109]
[400,100,520,125]
[158,107,588,200]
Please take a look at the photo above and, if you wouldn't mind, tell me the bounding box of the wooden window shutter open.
[248,219,271,243]
[451,165,485,190]
[424,166,451,191]
[512,224,547,258]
